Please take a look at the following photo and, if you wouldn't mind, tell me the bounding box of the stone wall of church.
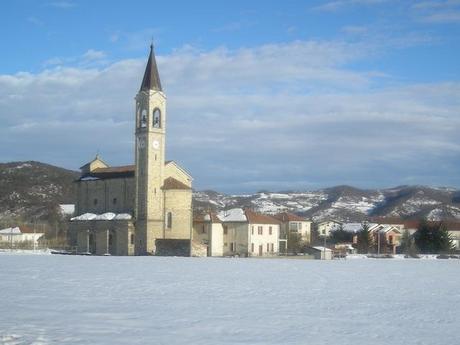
[163,189,192,240]
[76,178,135,215]
[70,220,135,256]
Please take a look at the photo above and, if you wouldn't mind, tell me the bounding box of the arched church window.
[152,108,161,128]
[140,109,147,128]
[166,212,172,229]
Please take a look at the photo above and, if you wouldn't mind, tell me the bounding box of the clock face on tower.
[152,140,160,150]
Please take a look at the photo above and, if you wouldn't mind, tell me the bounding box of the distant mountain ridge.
[0,161,459,223]
[193,185,460,222]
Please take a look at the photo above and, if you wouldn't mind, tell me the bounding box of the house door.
[259,245,263,256]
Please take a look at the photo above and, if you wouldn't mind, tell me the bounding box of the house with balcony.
[273,212,311,253]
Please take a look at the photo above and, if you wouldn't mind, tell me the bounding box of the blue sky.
[1,0,459,192]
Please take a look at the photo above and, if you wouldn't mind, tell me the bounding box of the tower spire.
[140,44,162,92]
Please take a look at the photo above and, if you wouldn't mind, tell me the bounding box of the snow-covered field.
[1,255,459,345]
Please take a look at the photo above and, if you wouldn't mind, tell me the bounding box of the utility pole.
[323,235,327,260]
[33,221,36,252]
[106,229,109,255]
[87,229,90,254]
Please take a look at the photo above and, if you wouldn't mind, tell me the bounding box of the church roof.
[84,165,135,179]
[162,177,191,190]
[140,44,162,92]
[78,161,175,181]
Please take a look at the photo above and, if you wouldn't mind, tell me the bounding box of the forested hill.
[0,161,78,222]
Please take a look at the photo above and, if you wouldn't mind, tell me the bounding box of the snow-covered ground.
[1,256,459,345]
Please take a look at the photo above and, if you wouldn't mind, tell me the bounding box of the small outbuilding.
[305,246,333,260]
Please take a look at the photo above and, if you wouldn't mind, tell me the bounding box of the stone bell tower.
[134,44,166,255]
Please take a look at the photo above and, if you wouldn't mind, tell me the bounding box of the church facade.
[69,46,193,256]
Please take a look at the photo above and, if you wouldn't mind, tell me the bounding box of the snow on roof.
[0,226,44,235]
[312,246,332,252]
[59,204,75,215]
[217,208,247,222]
[370,224,401,234]
[0,227,22,234]
[80,176,100,181]
[71,213,132,221]
[114,213,133,220]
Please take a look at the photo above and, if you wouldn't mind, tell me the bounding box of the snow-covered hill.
[1,161,458,223]
[193,185,460,222]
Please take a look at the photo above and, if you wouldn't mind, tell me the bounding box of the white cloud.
[412,0,460,23]
[43,49,108,68]
[1,40,459,192]
[82,49,107,61]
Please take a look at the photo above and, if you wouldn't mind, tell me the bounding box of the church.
[68,45,193,256]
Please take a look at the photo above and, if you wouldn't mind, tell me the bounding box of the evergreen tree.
[399,229,411,254]
[310,225,321,246]
[438,223,454,253]
[357,222,371,254]
[414,219,453,254]
[287,232,304,254]
[330,224,353,244]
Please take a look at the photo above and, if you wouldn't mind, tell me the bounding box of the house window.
[389,235,393,245]
[223,226,228,235]
[251,226,254,235]
[271,243,274,252]
[251,243,254,252]
[93,198,98,206]
[152,108,161,128]
[289,222,299,232]
[322,229,325,235]
[130,234,134,245]
[267,243,270,252]
[112,197,117,205]
[258,226,263,235]
[269,226,272,235]
[202,225,206,234]
[230,243,234,252]
[166,212,172,229]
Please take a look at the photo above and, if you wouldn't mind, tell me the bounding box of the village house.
[192,208,281,257]
[317,220,342,237]
[0,226,44,247]
[273,212,312,252]
[368,224,402,254]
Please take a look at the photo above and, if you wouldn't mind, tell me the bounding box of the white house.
[193,208,281,257]
[0,226,44,246]
[317,220,342,237]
